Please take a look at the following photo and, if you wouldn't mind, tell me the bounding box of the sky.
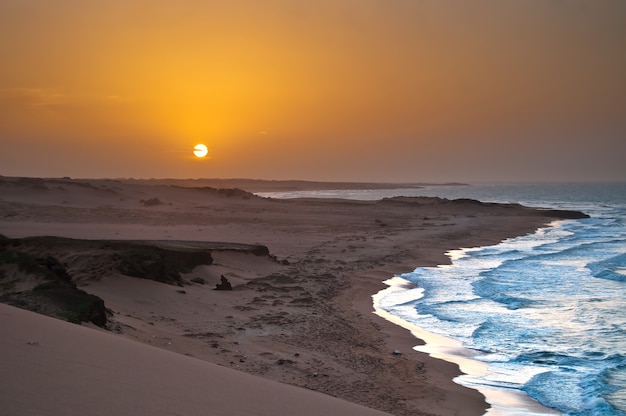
[1,0,625,183]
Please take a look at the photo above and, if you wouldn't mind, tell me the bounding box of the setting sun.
[193,144,208,158]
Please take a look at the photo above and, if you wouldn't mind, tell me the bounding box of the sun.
[193,143,208,158]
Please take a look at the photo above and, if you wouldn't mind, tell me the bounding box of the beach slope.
[0,303,393,416]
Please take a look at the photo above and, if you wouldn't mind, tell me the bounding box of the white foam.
[372,277,558,416]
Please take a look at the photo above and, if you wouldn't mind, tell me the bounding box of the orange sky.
[1,1,625,182]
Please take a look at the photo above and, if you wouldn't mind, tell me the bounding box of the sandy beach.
[0,177,587,416]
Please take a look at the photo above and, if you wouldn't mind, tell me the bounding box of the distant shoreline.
[0,175,467,193]
[116,178,470,193]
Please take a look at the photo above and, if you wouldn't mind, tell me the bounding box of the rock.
[141,197,164,206]
[0,250,108,327]
[36,256,72,282]
[190,277,206,285]
[33,282,108,327]
[115,245,213,285]
[393,349,402,356]
[215,275,233,290]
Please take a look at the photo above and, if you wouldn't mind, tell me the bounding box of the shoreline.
[372,274,559,416]
[339,220,563,416]
[0,177,587,415]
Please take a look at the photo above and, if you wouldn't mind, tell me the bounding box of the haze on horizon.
[1,1,625,184]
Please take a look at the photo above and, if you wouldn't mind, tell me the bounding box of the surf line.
[371,274,559,416]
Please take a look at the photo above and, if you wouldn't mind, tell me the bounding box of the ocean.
[258,183,626,416]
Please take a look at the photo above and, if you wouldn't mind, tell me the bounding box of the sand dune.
[0,303,392,416]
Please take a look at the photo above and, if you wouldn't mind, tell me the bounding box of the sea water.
[259,183,626,416]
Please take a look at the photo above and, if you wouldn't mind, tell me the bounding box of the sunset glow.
[193,144,208,158]
[1,1,625,182]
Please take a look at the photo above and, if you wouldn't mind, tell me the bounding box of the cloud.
[0,87,66,108]
[0,88,134,109]
[0,88,70,132]
[0,88,145,138]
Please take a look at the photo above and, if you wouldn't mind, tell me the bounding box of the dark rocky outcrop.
[114,244,213,286]
[0,248,108,327]
[192,186,255,199]
[36,256,72,282]
[3,237,274,287]
[378,196,590,219]
[215,275,233,290]
[32,281,108,327]
[534,209,590,219]
[141,197,165,206]
[1,236,278,325]
[190,277,206,285]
